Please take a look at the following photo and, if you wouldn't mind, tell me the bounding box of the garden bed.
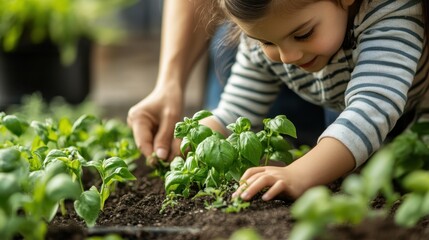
[2,106,428,240]
[48,159,429,240]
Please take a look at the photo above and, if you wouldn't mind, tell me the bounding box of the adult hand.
[127,84,184,166]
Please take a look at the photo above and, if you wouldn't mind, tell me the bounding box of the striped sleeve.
[319,0,425,167]
[212,37,283,129]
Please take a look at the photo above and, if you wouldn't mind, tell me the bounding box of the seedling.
[0,112,139,238]
[162,110,297,211]
[288,121,429,240]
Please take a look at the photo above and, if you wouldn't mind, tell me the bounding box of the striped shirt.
[212,0,429,167]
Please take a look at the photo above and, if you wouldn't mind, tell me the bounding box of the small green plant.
[227,227,262,240]
[84,156,136,211]
[0,151,82,240]
[0,111,140,239]
[6,93,102,122]
[288,121,429,240]
[161,110,297,211]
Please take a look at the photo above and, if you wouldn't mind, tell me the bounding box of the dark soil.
[47,159,429,240]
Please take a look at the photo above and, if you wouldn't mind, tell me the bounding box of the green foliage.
[6,93,102,122]
[228,227,262,240]
[0,109,140,239]
[163,110,297,212]
[289,121,429,240]
[0,0,137,64]
[161,111,429,238]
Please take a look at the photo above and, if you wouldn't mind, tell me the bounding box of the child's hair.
[203,0,429,88]
[219,0,354,21]
[423,1,429,37]
[215,0,429,44]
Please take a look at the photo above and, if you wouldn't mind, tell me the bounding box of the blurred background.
[0,0,206,121]
[91,0,206,120]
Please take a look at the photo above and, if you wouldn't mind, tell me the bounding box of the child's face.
[233,0,354,72]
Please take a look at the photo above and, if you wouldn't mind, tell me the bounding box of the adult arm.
[127,0,218,164]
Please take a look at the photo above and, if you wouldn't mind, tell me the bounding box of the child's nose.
[279,47,303,64]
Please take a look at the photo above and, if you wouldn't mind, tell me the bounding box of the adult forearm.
[156,0,217,90]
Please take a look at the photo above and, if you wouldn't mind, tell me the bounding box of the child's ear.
[341,0,355,8]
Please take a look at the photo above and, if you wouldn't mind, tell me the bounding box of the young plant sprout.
[162,110,297,211]
[0,112,139,237]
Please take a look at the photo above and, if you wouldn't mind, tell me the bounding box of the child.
[198,0,429,200]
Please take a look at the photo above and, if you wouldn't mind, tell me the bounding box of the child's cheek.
[313,28,347,56]
[261,48,282,62]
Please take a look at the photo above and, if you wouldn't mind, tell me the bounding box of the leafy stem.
[163,110,297,212]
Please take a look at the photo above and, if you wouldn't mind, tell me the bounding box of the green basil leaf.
[30,121,50,143]
[71,114,98,133]
[394,193,424,227]
[180,137,191,154]
[401,170,429,193]
[74,186,101,227]
[192,110,213,121]
[174,122,190,138]
[229,228,261,240]
[104,167,136,185]
[184,154,198,172]
[170,157,185,171]
[165,171,190,193]
[45,173,81,201]
[362,148,394,199]
[0,148,22,172]
[40,199,59,222]
[204,167,220,188]
[420,191,429,214]
[226,133,239,149]
[84,159,103,172]
[189,125,213,145]
[44,160,69,180]
[44,149,67,166]
[330,195,367,224]
[196,136,237,173]
[288,221,322,240]
[227,117,252,134]
[236,117,252,132]
[226,122,237,133]
[58,118,72,136]
[269,151,293,165]
[2,115,27,136]
[256,131,268,149]
[103,157,128,174]
[239,131,262,166]
[193,167,209,183]
[0,173,20,199]
[270,136,292,151]
[265,115,296,138]
[342,174,365,197]
[291,186,331,220]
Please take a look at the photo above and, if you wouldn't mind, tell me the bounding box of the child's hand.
[232,138,356,201]
[232,166,306,201]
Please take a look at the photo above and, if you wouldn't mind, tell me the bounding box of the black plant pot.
[0,38,92,111]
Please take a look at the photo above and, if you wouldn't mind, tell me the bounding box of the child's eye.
[259,41,274,47]
[294,28,314,41]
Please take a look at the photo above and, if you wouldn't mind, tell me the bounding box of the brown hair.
[423,1,429,38]
[219,0,340,21]
[215,0,429,44]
